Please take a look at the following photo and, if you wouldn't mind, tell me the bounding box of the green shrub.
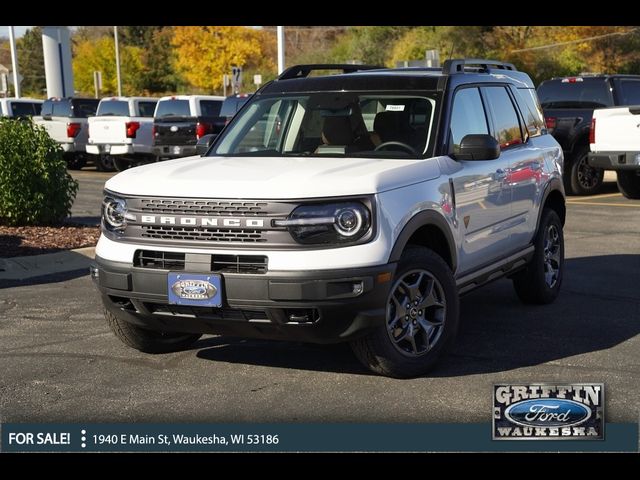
[0,118,78,225]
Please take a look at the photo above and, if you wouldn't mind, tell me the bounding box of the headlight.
[102,196,128,232]
[275,202,371,245]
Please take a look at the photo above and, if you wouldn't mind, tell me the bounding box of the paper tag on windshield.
[385,105,405,112]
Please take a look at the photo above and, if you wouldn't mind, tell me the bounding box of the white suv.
[93,61,566,377]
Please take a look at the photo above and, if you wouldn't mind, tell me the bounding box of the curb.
[0,247,95,281]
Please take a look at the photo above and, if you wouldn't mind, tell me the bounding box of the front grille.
[211,254,268,274]
[141,226,267,243]
[145,303,269,321]
[135,250,185,270]
[134,250,268,274]
[138,199,270,216]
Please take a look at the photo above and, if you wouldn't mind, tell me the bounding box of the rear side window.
[137,101,157,117]
[200,100,222,117]
[155,99,191,118]
[52,100,72,117]
[616,79,640,105]
[449,87,488,153]
[515,88,544,137]
[11,102,41,117]
[537,79,613,109]
[483,86,523,149]
[72,99,99,118]
[97,100,129,116]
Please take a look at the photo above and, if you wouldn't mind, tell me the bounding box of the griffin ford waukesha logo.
[171,279,217,300]
[493,384,604,440]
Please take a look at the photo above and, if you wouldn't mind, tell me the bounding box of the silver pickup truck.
[87,97,158,172]
[33,97,100,170]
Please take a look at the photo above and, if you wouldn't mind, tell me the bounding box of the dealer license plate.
[167,273,222,307]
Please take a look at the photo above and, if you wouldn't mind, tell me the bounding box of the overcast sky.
[0,26,32,37]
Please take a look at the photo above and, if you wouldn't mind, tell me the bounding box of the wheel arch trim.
[536,178,566,233]
[388,210,457,273]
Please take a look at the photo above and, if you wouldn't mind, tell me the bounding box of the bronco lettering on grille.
[135,215,266,228]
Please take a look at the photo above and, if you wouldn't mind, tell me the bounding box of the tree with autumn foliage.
[72,36,143,96]
[171,26,276,94]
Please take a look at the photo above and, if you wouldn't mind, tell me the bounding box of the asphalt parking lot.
[0,170,638,423]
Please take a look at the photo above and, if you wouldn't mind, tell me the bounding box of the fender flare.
[536,178,565,232]
[388,210,457,272]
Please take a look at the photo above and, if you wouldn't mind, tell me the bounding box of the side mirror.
[196,134,217,156]
[453,134,500,161]
[42,114,52,121]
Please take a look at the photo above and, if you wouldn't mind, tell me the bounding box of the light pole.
[114,26,122,96]
[277,26,285,74]
[8,26,20,98]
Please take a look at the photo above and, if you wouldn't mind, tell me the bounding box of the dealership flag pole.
[8,26,21,98]
[277,26,285,74]
[114,26,122,96]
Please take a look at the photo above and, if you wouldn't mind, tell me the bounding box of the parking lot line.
[567,193,623,202]
[566,201,640,208]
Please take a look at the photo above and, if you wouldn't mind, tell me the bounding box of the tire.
[616,170,640,199]
[564,146,604,195]
[105,309,202,353]
[350,247,459,378]
[113,157,131,172]
[66,155,86,170]
[95,154,116,172]
[512,209,564,305]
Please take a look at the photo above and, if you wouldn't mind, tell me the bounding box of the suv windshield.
[211,93,436,158]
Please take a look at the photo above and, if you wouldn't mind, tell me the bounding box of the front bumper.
[93,256,395,343]
[588,152,640,170]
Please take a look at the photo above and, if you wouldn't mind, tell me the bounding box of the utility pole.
[277,26,285,74]
[8,26,20,98]
[114,26,122,96]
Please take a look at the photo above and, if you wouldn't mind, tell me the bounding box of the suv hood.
[105,155,441,199]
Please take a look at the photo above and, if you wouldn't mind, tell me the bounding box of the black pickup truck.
[537,75,640,195]
[152,95,226,159]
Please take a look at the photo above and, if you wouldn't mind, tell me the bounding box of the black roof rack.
[277,64,384,80]
[442,58,516,74]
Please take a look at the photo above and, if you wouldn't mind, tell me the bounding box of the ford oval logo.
[170,125,179,132]
[505,399,591,428]
[171,280,217,300]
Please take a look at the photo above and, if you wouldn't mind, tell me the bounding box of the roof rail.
[277,64,384,80]
[442,59,516,75]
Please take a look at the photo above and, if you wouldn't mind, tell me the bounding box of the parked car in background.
[33,97,100,170]
[589,106,640,199]
[0,98,43,118]
[87,96,158,172]
[152,95,225,160]
[537,74,640,195]
[220,93,252,124]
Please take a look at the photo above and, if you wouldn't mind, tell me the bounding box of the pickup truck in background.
[0,98,43,118]
[87,96,158,172]
[152,95,225,159]
[589,106,640,199]
[537,74,640,195]
[33,97,100,170]
[220,93,252,124]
